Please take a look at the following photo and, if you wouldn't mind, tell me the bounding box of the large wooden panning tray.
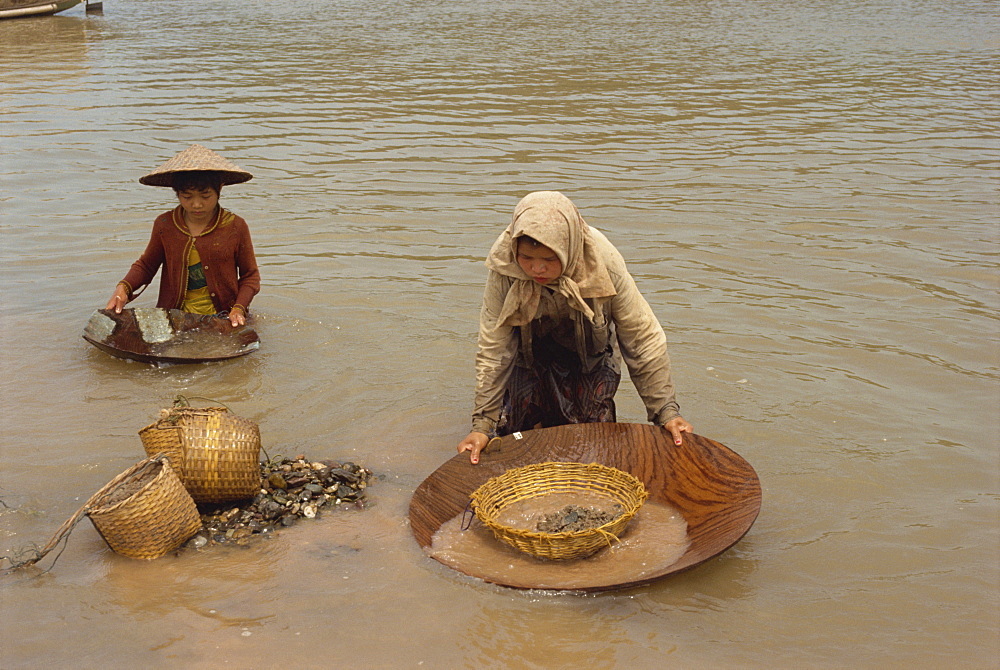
[409,422,761,592]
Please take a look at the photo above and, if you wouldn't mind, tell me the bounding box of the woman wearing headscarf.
[457,191,693,464]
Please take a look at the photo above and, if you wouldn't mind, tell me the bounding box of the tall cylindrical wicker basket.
[139,406,261,504]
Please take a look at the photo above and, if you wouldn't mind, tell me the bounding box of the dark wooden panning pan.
[83,308,260,364]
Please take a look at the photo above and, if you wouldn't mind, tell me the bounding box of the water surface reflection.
[1,0,997,667]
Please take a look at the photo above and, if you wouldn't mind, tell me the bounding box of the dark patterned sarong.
[495,335,620,436]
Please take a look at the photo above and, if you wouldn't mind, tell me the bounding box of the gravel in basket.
[470,461,648,560]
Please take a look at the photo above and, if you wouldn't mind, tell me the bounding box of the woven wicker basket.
[470,461,648,561]
[87,456,202,559]
[139,406,261,504]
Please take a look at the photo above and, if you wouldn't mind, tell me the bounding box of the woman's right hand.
[106,284,129,313]
[457,431,490,465]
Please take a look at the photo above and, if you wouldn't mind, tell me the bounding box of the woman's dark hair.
[171,171,223,194]
[517,235,544,248]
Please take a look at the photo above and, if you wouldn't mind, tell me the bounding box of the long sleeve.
[471,271,519,434]
[596,231,681,425]
[230,218,260,310]
[121,218,168,296]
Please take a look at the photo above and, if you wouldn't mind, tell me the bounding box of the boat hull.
[0,0,83,19]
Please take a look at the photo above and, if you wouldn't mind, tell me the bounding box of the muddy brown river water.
[1,0,997,667]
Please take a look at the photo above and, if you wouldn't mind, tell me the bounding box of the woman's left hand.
[663,416,693,446]
[229,309,246,327]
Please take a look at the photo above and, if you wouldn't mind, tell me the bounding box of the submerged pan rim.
[83,334,259,364]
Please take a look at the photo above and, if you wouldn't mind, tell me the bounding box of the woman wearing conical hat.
[457,191,693,464]
[105,144,260,326]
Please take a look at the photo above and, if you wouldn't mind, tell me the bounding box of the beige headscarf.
[485,191,617,327]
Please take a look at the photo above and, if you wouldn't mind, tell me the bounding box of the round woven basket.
[470,461,648,560]
[139,407,261,504]
[87,456,202,559]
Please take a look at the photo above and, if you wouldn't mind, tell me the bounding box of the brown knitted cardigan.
[120,205,260,313]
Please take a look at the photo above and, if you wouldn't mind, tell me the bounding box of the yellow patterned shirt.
[181,244,216,314]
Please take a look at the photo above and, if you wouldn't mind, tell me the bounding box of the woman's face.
[516,238,563,285]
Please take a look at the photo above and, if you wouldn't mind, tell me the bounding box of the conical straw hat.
[139,144,253,187]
